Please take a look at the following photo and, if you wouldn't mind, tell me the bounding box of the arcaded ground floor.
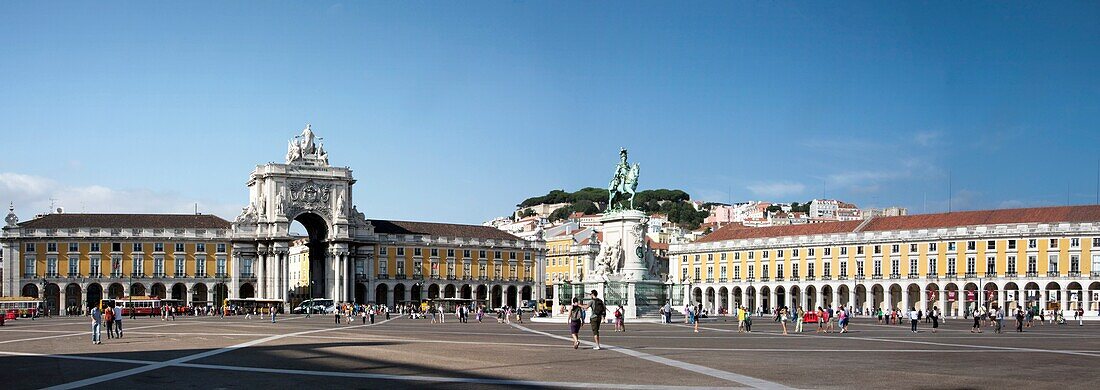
[0,313,1098,389]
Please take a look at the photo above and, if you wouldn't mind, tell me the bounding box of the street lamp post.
[129,271,134,319]
[41,278,47,318]
[307,280,315,317]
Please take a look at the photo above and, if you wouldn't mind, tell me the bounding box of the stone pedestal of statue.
[549,210,668,320]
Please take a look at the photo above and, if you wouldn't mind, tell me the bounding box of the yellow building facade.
[2,213,236,314]
[369,224,540,308]
[670,205,1100,316]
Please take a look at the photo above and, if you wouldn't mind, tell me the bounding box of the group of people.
[327,303,388,325]
[88,305,124,344]
[770,305,853,335]
[566,290,609,350]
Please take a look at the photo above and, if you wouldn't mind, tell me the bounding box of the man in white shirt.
[908,307,920,333]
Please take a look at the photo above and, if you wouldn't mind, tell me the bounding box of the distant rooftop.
[371,219,522,241]
[17,213,231,229]
[697,205,1100,243]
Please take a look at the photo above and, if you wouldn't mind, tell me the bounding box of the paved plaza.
[1,314,1098,389]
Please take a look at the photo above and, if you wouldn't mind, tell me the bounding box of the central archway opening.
[291,212,329,300]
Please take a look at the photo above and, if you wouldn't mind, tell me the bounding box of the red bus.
[100,297,163,317]
[0,297,43,319]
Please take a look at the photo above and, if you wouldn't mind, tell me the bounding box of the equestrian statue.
[607,148,640,211]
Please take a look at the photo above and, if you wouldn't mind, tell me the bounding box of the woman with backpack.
[568,297,583,349]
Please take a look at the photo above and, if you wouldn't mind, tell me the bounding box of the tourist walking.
[579,290,606,350]
[994,306,1004,333]
[104,305,115,339]
[778,306,790,335]
[795,306,805,333]
[931,307,940,333]
[568,297,583,349]
[737,306,747,332]
[113,305,124,338]
[838,306,849,333]
[909,307,919,333]
[614,305,625,332]
[90,306,102,344]
[1015,308,1025,332]
[970,307,983,333]
[271,306,277,323]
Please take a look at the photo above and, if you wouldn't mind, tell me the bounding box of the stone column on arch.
[848,285,856,312]
[727,288,736,315]
[919,285,928,312]
[257,251,267,299]
[1060,286,1068,313]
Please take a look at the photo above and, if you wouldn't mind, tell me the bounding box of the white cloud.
[0,172,241,220]
[825,171,901,188]
[746,182,806,199]
[914,131,942,147]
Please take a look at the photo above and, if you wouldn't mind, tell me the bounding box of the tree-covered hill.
[516,188,708,229]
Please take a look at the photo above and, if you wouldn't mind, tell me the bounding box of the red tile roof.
[862,205,1100,232]
[695,205,1100,244]
[371,219,521,241]
[697,220,862,243]
[17,213,231,229]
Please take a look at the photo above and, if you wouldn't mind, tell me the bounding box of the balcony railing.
[889,273,900,279]
[215,273,229,279]
[871,274,883,280]
[964,272,977,279]
[821,275,831,281]
[1091,271,1100,278]
[984,272,998,278]
[760,277,770,282]
[395,274,407,280]
[927,274,939,280]
[88,273,103,278]
[1026,272,1038,278]
[111,272,123,278]
[705,278,714,283]
[376,273,389,279]
[153,273,166,278]
[46,272,60,278]
[1046,271,1060,277]
[732,277,742,282]
[789,276,800,281]
[775,276,784,282]
[67,273,83,279]
[854,275,865,281]
[1005,272,1017,278]
[718,278,727,283]
[1067,272,1081,278]
[240,273,255,279]
[907,273,919,279]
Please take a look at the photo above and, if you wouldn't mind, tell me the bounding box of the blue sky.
[1,2,1098,224]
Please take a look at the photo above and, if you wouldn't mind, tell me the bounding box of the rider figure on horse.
[608,148,640,210]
